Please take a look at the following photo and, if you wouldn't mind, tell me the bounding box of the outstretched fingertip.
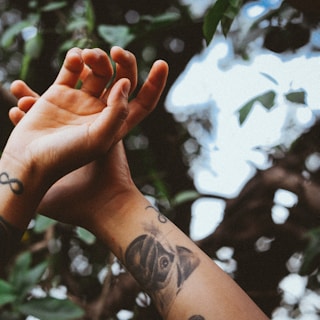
[82,47,112,76]
[10,80,23,96]
[8,107,25,126]
[64,47,83,70]
[147,60,169,91]
[153,60,169,77]
[10,79,24,89]
[10,80,38,99]
[110,46,123,56]
[54,47,84,87]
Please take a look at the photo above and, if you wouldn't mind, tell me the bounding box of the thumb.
[89,78,130,153]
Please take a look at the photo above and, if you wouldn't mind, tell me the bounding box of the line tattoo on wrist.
[124,224,200,315]
[145,205,168,223]
[0,172,24,195]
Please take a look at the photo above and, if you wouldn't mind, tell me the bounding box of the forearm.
[92,189,269,320]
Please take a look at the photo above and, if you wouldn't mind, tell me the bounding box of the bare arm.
[8,47,267,319]
[48,142,268,320]
[94,186,269,319]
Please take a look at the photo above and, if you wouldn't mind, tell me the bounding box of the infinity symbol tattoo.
[0,172,24,195]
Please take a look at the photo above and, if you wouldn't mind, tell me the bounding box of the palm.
[10,88,107,170]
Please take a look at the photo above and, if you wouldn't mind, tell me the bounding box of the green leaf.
[9,252,48,300]
[24,34,43,59]
[149,169,170,199]
[41,1,68,12]
[76,227,96,245]
[24,260,48,286]
[203,0,230,44]
[141,12,180,30]
[257,90,276,109]
[17,261,48,300]
[238,100,255,125]
[223,5,239,20]
[171,190,200,207]
[260,72,279,85]
[229,0,242,7]
[9,252,32,286]
[238,90,276,125]
[59,39,82,52]
[85,0,95,33]
[285,90,306,105]
[203,0,242,44]
[20,54,32,81]
[17,297,84,320]
[66,19,89,32]
[98,25,135,48]
[221,1,242,36]
[0,280,16,307]
[34,214,57,234]
[1,21,31,48]
[300,227,320,275]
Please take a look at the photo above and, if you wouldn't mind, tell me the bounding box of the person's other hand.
[10,46,168,145]
[6,47,130,189]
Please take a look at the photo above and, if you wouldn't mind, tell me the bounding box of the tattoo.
[125,225,200,314]
[0,172,24,195]
[145,205,167,223]
[189,316,205,320]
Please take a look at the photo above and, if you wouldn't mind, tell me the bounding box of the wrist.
[89,187,150,247]
[0,153,48,230]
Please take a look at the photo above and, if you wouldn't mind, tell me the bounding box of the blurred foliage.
[203,0,243,43]
[237,88,307,125]
[0,0,320,319]
[0,251,84,320]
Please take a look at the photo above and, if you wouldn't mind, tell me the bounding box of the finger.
[119,60,168,136]
[110,46,138,95]
[17,96,37,113]
[89,78,130,152]
[54,47,84,87]
[81,48,113,97]
[79,65,91,82]
[8,107,25,126]
[10,80,39,100]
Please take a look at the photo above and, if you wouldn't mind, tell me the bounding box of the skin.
[7,46,168,229]
[8,47,269,319]
[10,46,168,148]
[31,141,268,320]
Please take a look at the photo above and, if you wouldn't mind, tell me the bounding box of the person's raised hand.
[5,47,132,192]
[10,46,169,143]
[8,47,168,228]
